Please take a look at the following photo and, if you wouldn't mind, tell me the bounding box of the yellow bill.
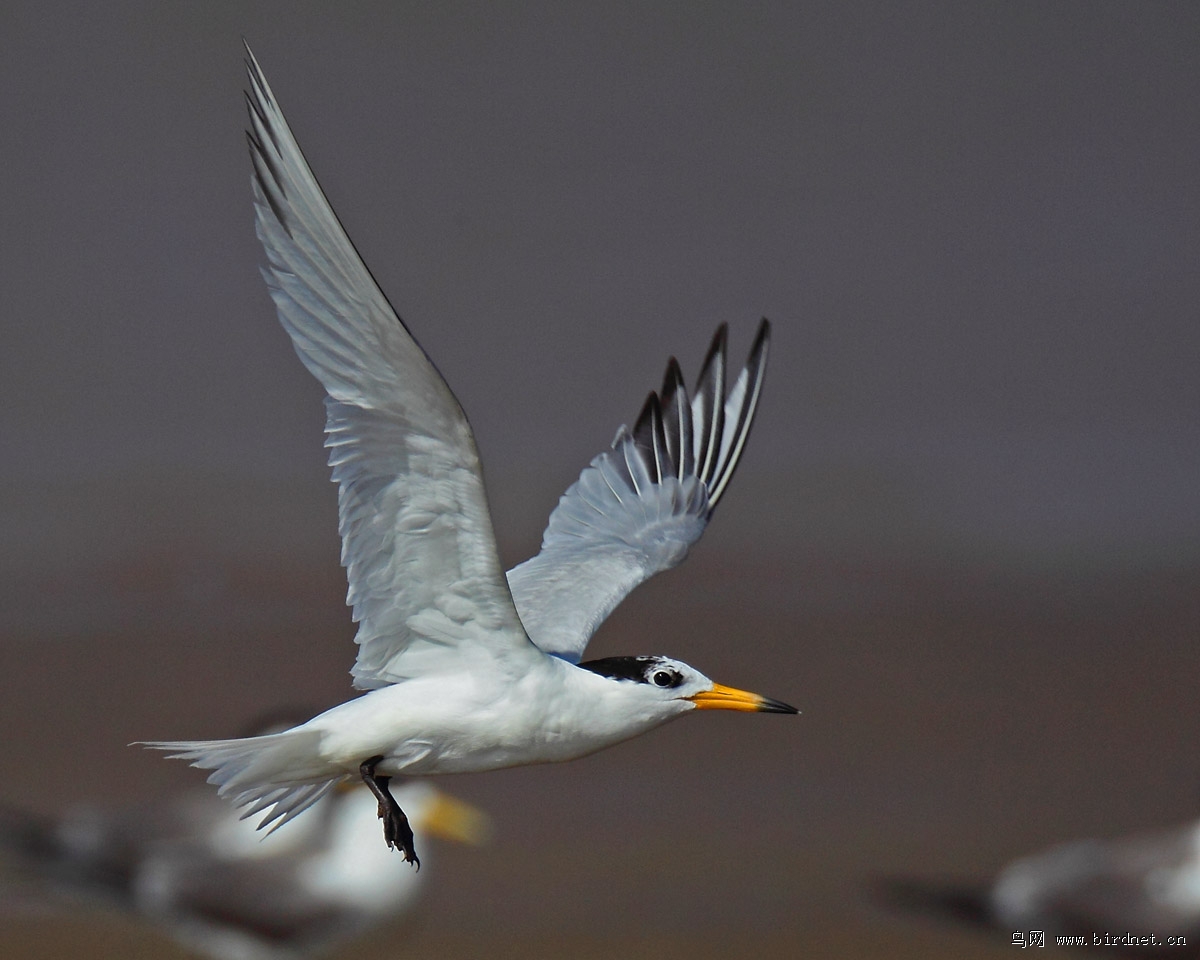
[687,682,799,714]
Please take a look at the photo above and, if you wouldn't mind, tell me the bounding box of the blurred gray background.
[1,2,1197,957]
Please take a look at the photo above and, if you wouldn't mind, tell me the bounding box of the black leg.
[359,756,419,869]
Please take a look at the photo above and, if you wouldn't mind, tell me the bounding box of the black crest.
[577,656,683,688]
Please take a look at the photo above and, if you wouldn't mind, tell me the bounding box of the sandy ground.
[0,539,1195,958]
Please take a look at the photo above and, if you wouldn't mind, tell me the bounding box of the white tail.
[138,729,341,833]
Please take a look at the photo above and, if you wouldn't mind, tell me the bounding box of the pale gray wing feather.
[507,321,770,662]
[245,46,534,688]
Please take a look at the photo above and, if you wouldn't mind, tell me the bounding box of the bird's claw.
[378,807,420,868]
[361,755,420,868]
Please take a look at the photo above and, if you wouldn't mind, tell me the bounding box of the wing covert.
[506,320,771,662]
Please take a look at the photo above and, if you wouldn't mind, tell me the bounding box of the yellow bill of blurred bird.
[140,44,796,867]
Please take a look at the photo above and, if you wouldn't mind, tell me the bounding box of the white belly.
[304,659,668,777]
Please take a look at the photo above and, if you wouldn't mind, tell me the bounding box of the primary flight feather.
[141,45,795,866]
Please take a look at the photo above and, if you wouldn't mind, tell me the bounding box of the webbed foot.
[359,755,420,868]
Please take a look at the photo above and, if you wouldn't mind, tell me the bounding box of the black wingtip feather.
[699,324,729,382]
[626,321,770,510]
[705,319,770,508]
[650,395,669,482]
[244,89,267,129]
[243,40,267,90]
[633,390,658,441]
[692,327,727,487]
[658,357,693,480]
[753,317,771,352]
[660,356,685,401]
[632,392,666,483]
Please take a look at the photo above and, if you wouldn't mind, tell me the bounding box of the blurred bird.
[142,45,796,866]
[876,818,1200,955]
[0,764,487,960]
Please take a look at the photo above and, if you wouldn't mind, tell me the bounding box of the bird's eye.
[652,670,678,688]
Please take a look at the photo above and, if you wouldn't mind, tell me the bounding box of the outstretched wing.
[506,320,770,662]
[244,45,535,688]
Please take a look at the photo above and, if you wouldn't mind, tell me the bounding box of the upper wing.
[506,320,770,662]
[244,46,535,688]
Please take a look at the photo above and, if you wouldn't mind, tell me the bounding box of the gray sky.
[3,2,1198,582]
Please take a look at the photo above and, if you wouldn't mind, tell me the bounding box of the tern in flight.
[142,46,797,867]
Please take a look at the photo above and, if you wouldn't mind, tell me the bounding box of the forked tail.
[138,728,341,832]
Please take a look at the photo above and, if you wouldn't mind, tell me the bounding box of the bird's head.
[577,655,798,716]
